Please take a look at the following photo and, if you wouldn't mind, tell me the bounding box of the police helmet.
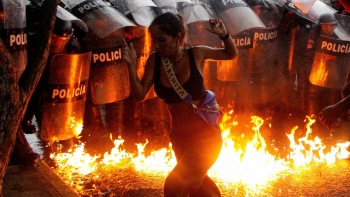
[319,13,337,25]
[53,17,73,37]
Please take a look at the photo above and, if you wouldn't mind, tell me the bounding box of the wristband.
[219,33,230,41]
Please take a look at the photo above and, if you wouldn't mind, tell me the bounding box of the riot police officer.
[22,17,76,134]
[306,13,344,127]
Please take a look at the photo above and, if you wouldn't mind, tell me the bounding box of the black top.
[154,48,206,104]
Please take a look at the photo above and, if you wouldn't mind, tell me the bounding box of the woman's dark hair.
[149,12,187,40]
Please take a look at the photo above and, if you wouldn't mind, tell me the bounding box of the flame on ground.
[50,114,350,192]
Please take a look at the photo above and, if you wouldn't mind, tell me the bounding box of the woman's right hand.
[122,38,137,69]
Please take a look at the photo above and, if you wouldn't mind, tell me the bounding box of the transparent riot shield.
[56,5,88,32]
[309,36,350,89]
[153,0,192,8]
[291,0,316,14]
[334,13,350,40]
[181,0,222,47]
[178,0,212,24]
[109,0,157,27]
[87,30,130,104]
[61,0,135,38]
[40,52,92,142]
[211,0,265,36]
[2,0,27,80]
[335,13,350,35]
[217,31,254,81]
[285,0,337,24]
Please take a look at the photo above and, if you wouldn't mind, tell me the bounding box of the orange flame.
[51,114,350,192]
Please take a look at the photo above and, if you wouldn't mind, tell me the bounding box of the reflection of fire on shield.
[132,27,158,100]
[284,0,337,25]
[309,36,350,89]
[211,0,265,36]
[2,0,27,80]
[41,52,92,142]
[180,0,222,47]
[217,31,254,81]
[61,0,136,38]
[86,30,130,104]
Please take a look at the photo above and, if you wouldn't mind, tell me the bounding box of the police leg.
[276,59,297,112]
[220,81,237,112]
[11,126,40,165]
[296,62,312,116]
[306,84,323,117]
[133,101,144,136]
[105,101,124,138]
[252,71,271,114]
[21,85,45,134]
[236,79,254,114]
[81,87,105,140]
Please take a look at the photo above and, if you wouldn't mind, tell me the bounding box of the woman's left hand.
[122,38,137,68]
[205,18,228,38]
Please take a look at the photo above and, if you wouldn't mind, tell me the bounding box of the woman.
[122,12,237,197]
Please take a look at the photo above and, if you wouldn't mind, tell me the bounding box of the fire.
[209,116,289,189]
[287,115,350,165]
[50,114,350,193]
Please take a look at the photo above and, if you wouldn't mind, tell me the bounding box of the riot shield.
[186,22,222,47]
[211,0,265,36]
[153,0,192,8]
[108,0,157,27]
[182,0,221,47]
[217,31,254,81]
[285,0,337,24]
[335,13,350,35]
[57,5,88,32]
[2,0,27,80]
[250,1,282,73]
[61,0,135,38]
[40,52,92,142]
[86,30,130,104]
[291,0,316,14]
[334,13,350,40]
[178,0,213,24]
[309,36,350,89]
